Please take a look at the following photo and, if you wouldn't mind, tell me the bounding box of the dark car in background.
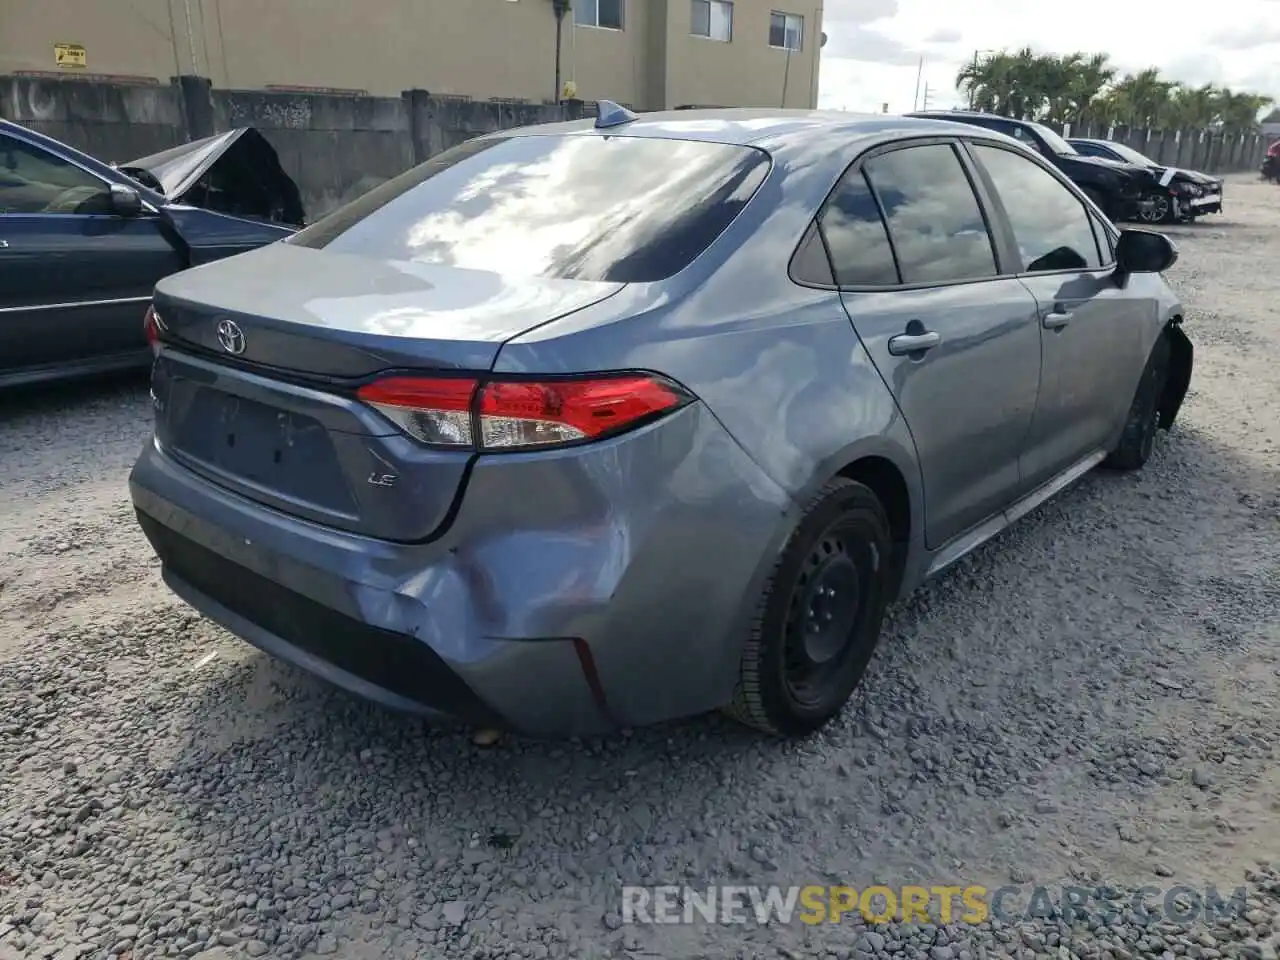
[1068,137,1223,223]
[907,111,1157,223]
[0,119,303,389]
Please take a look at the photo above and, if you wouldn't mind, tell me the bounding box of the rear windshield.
[288,134,771,282]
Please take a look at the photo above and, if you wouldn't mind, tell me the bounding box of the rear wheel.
[1105,335,1172,471]
[726,478,893,737]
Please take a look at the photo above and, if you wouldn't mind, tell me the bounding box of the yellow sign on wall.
[54,43,86,69]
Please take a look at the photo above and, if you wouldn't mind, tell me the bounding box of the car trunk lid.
[149,242,624,541]
[153,242,623,376]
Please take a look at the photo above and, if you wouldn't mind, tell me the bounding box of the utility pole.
[551,0,570,103]
[182,0,199,74]
[781,47,792,107]
[912,56,924,111]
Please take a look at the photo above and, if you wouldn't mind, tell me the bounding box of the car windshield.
[1030,123,1077,156]
[1100,141,1155,166]
[288,133,771,283]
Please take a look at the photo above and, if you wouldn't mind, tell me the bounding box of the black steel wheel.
[726,478,893,737]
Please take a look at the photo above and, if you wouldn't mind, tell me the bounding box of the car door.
[822,139,1043,550]
[0,131,185,377]
[964,140,1149,490]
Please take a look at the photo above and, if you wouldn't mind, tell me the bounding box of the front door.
[966,141,1148,489]
[0,132,184,377]
[821,140,1043,549]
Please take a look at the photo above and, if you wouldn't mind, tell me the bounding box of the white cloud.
[817,0,1280,112]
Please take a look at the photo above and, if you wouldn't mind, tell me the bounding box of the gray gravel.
[2,175,1279,960]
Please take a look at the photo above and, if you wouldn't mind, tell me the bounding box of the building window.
[575,0,624,29]
[769,11,803,50]
[691,0,733,40]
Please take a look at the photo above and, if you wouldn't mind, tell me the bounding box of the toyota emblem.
[216,318,246,355]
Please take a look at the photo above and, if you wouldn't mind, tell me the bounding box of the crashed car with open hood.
[118,127,305,229]
[1068,137,1223,223]
[0,119,304,388]
[905,111,1168,222]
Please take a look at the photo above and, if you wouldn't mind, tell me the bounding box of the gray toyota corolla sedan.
[130,104,1192,738]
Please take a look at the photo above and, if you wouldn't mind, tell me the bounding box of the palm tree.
[952,48,1270,136]
[1068,54,1116,126]
[1107,68,1177,127]
[956,52,1013,115]
[1166,84,1219,129]
[1216,89,1274,133]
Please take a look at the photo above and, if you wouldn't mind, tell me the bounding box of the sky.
[815,0,1280,114]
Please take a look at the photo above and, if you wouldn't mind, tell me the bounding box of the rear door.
[0,131,184,376]
[964,140,1148,489]
[824,139,1042,549]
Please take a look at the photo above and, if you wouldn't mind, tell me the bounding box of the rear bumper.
[130,402,792,736]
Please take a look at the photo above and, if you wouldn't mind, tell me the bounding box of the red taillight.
[143,304,170,355]
[143,304,160,349]
[355,373,691,451]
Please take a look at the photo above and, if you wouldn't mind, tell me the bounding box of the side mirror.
[109,183,143,217]
[1116,228,1177,274]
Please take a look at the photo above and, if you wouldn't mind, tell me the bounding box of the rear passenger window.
[817,169,899,286]
[862,144,998,284]
[971,144,1103,273]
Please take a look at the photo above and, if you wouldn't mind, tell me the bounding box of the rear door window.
[862,143,999,284]
[817,168,899,286]
[288,134,770,283]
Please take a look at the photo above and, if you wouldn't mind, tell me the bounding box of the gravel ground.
[1,175,1278,960]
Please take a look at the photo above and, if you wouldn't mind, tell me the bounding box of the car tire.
[725,478,893,737]
[1138,191,1173,225]
[1104,334,1172,472]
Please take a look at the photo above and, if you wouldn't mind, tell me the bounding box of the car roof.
[480,108,1026,160]
[907,110,1029,124]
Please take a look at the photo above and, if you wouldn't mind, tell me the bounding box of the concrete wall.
[0,0,821,110]
[3,74,1265,223]
[0,74,588,218]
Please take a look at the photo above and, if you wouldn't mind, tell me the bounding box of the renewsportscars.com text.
[621,884,1249,926]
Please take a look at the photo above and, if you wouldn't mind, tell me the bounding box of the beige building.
[0,0,823,110]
